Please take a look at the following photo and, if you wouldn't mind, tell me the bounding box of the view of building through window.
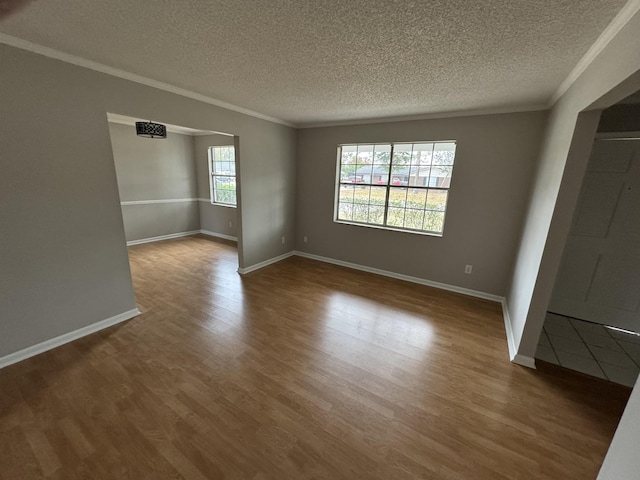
[335,142,456,235]
[208,145,237,206]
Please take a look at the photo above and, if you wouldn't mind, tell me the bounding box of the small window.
[208,146,237,207]
[335,141,456,235]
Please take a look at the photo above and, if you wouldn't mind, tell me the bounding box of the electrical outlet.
[464,265,473,274]
[281,236,285,244]
[303,236,308,243]
[228,221,233,227]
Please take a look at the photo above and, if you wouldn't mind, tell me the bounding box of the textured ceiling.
[0,0,629,126]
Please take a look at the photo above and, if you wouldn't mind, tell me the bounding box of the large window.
[208,146,237,206]
[335,141,456,235]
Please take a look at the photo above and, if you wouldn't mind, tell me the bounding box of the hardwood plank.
[0,235,631,479]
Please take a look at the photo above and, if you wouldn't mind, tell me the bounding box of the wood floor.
[0,235,631,479]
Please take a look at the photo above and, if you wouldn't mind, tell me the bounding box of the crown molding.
[0,32,549,130]
[7,3,636,133]
[297,104,549,129]
[0,33,296,128]
[549,0,640,106]
[294,251,504,302]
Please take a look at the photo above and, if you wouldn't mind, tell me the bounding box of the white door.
[549,138,640,332]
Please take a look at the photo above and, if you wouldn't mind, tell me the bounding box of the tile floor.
[536,312,640,387]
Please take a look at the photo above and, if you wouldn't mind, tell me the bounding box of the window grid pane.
[335,143,455,235]
[389,187,408,209]
[387,207,405,228]
[209,146,237,206]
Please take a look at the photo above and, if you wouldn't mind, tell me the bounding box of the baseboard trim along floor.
[0,308,140,369]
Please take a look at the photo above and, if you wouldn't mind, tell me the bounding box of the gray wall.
[296,111,547,296]
[506,11,640,362]
[0,44,296,358]
[505,13,640,466]
[108,122,200,242]
[240,121,297,266]
[194,134,238,238]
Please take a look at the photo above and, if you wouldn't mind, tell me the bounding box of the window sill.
[210,202,237,209]
[334,219,443,237]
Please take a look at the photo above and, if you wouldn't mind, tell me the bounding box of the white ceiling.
[0,0,631,126]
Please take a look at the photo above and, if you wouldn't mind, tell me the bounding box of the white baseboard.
[512,354,536,369]
[501,299,536,369]
[294,252,535,368]
[0,308,140,369]
[294,251,503,303]
[200,229,238,242]
[238,251,295,274]
[126,230,201,246]
[126,230,237,246]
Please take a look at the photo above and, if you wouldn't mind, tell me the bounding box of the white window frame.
[208,145,237,207]
[334,141,456,236]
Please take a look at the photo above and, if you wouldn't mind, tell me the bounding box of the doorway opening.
[106,112,241,288]
[536,92,640,386]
